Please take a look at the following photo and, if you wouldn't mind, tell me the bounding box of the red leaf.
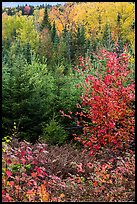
[6,170,12,178]
[86,141,92,147]
[93,181,98,187]
[37,167,42,173]
[76,163,85,173]
[27,181,32,186]
[21,158,26,165]
[93,144,101,150]
[86,162,92,168]
[9,181,14,186]
[79,186,83,190]
[31,172,37,178]
[109,158,114,163]
[109,121,115,128]
[82,101,86,106]
[89,150,94,156]
[2,190,5,195]
[7,159,12,164]
[20,150,26,157]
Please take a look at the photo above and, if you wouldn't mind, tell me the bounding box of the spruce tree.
[62,25,68,38]
[40,7,51,31]
[51,21,58,44]
[102,23,112,49]
[74,24,86,63]
[23,43,32,64]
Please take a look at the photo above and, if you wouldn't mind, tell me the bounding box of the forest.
[2,2,135,202]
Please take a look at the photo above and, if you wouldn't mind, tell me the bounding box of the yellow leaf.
[60,193,65,198]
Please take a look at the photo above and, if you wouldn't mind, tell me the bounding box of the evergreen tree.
[62,25,68,39]
[2,43,31,138]
[7,8,12,16]
[29,5,34,15]
[72,24,86,64]
[76,25,86,55]
[51,21,58,44]
[23,43,32,64]
[40,7,51,31]
[21,6,24,15]
[102,23,113,49]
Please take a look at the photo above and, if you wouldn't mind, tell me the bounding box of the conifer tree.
[73,24,86,63]
[51,21,58,44]
[23,43,32,64]
[102,23,113,49]
[40,7,51,31]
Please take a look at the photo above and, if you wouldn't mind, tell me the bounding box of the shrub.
[63,49,135,155]
[2,137,49,202]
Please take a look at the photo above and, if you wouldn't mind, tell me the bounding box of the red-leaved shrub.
[62,49,135,156]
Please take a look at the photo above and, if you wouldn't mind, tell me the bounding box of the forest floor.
[34,141,135,202]
[4,139,135,202]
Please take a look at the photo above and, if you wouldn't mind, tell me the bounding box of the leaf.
[5,170,12,178]
[59,193,65,198]
[93,181,98,187]
[76,163,85,173]
[89,150,94,156]
[7,159,12,164]
[31,172,37,178]
[108,158,114,163]
[86,162,92,168]
[9,181,14,186]
[2,190,5,195]
[108,180,113,184]
[20,150,26,157]
[21,158,26,165]
[39,184,49,202]
[25,164,31,169]
[93,144,101,150]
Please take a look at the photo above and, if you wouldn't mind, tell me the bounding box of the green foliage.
[74,24,87,62]
[41,117,68,145]
[51,21,59,44]
[2,14,39,49]
[102,23,114,50]
[40,7,51,31]
[22,43,32,64]
[2,3,135,145]
[2,135,12,145]
[56,72,83,112]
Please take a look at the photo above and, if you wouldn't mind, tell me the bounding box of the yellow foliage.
[2,14,39,49]
[38,184,49,202]
[49,2,135,48]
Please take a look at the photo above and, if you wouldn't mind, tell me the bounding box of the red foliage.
[24,6,30,15]
[67,49,135,155]
[2,141,49,202]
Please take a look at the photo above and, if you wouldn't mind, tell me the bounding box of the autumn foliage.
[2,2,135,202]
[2,137,49,202]
[64,49,135,156]
[2,136,135,202]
